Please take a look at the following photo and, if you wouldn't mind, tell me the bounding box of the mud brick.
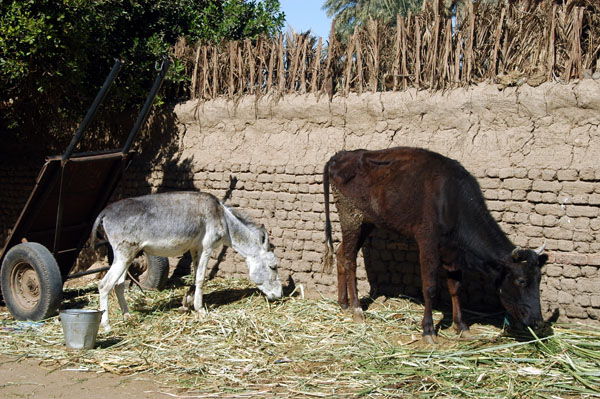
[562,265,582,278]
[562,181,596,194]
[527,191,542,202]
[535,203,565,216]
[566,206,598,218]
[541,169,557,180]
[499,167,514,179]
[545,264,563,277]
[503,178,532,190]
[556,169,578,181]
[479,178,500,189]
[565,305,587,319]
[532,180,562,192]
[541,192,558,203]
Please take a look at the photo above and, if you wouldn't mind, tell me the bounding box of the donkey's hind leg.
[99,251,134,332]
[114,269,131,320]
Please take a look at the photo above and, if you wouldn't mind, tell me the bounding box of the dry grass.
[1,277,599,398]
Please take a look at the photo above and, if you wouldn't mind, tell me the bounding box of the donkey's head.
[246,226,282,300]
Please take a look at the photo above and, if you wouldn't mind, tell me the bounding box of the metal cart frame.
[0,57,171,321]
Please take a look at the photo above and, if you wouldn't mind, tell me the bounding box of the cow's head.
[498,243,548,331]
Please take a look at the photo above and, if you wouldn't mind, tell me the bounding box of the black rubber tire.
[139,253,170,290]
[0,242,63,321]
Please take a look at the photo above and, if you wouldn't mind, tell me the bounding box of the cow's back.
[328,147,469,230]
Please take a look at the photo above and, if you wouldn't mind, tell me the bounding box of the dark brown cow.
[323,147,548,343]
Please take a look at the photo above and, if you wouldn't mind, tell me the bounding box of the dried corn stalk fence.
[175,0,600,100]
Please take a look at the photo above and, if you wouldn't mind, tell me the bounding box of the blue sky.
[279,0,332,39]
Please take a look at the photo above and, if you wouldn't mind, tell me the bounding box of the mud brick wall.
[2,80,599,324]
[117,80,600,324]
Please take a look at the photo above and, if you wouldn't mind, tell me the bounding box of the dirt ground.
[0,354,175,399]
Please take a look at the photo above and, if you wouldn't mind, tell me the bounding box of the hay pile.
[1,277,599,398]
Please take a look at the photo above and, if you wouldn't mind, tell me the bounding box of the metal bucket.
[60,309,102,349]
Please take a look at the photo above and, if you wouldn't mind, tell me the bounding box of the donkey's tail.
[322,158,335,274]
[89,209,106,249]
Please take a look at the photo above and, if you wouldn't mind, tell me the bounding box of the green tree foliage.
[323,0,501,37]
[323,0,423,37]
[0,0,284,150]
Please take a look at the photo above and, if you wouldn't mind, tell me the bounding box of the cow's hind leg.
[415,232,440,344]
[338,223,372,323]
[335,243,349,309]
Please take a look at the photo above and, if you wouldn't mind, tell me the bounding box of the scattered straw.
[1,277,599,398]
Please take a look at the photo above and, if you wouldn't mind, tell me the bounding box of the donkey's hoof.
[178,305,191,314]
[422,334,438,345]
[101,323,112,333]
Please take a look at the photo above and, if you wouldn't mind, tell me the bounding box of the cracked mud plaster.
[173,80,600,174]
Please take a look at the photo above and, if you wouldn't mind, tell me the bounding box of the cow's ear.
[538,254,548,268]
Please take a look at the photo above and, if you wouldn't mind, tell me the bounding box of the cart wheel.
[128,253,169,291]
[1,242,63,321]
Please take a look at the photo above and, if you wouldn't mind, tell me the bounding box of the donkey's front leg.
[193,247,213,314]
[181,250,199,311]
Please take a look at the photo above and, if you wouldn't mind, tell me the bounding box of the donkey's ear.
[260,225,269,249]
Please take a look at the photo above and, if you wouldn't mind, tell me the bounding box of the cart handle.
[121,56,172,155]
[62,59,123,162]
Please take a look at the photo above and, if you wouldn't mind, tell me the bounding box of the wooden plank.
[547,4,557,80]
[278,34,285,93]
[345,26,358,95]
[393,14,401,91]
[490,7,506,79]
[310,37,322,94]
[415,17,421,87]
[191,46,201,99]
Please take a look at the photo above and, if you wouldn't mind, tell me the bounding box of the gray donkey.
[91,191,282,332]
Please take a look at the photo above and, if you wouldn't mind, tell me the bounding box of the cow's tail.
[89,209,106,249]
[322,158,335,274]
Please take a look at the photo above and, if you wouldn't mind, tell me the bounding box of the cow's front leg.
[446,269,471,338]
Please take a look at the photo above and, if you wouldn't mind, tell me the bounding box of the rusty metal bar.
[62,59,123,161]
[121,56,171,155]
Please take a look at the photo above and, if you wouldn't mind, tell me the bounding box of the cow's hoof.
[352,309,365,323]
[422,334,438,345]
[458,329,474,340]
